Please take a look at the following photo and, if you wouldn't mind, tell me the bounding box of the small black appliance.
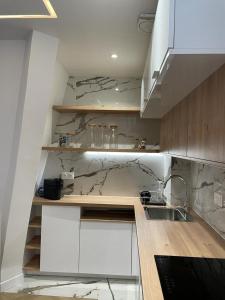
[43,178,63,200]
[140,191,166,206]
[140,191,151,205]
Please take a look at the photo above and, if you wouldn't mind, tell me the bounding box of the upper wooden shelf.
[42,146,160,153]
[53,105,140,114]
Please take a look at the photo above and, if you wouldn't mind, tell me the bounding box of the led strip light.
[0,0,57,19]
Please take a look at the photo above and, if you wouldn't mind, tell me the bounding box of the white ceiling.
[0,0,158,77]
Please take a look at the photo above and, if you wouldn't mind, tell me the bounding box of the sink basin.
[145,207,192,222]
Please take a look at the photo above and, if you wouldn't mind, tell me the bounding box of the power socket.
[61,172,74,180]
[214,191,223,208]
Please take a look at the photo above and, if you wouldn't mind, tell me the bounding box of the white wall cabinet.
[40,206,80,273]
[142,0,225,118]
[79,221,132,276]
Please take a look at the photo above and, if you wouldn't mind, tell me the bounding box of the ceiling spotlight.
[111,54,118,59]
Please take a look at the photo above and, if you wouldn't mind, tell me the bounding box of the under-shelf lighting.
[84,151,162,157]
[0,0,57,19]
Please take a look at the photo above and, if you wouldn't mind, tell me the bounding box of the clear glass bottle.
[109,125,118,149]
[95,125,102,148]
[87,124,97,148]
[99,124,108,149]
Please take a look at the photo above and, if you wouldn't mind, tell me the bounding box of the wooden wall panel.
[160,63,225,164]
[187,63,225,163]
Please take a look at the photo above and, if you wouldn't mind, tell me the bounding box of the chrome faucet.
[163,174,189,212]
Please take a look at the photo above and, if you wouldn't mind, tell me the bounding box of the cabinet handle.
[152,70,160,79]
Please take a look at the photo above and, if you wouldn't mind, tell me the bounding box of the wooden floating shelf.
[42,146,160,153]
[29,216,41,228]
[26,235,41,250]
[24,255,40,272]
[53,104,140,114]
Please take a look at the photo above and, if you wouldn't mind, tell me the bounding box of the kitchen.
[1,0,225,300]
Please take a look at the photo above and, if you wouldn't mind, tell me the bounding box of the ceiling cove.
[0,0,57,19]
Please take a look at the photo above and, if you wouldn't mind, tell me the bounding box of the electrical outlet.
[214,191,223,207]
[61,172,74,180]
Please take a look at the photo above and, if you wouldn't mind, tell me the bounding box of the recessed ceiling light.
[0,0,57,19]
[111,54,118,59]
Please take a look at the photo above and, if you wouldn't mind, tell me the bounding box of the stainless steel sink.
[145,207,192,222]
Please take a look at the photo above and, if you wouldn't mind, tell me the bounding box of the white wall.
[36,62,68,186]
[0,31,59,287]
[0,40,26,255]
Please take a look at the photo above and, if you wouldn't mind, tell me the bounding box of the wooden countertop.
[33,195,225,300]
[0,293,96,300]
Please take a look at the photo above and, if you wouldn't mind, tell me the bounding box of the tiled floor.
[6,276,138,300]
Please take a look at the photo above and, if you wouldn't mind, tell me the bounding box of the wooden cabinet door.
[169,99,188,156]
[79,221,132,276]
[160,112,172,153]
[187,64,225,162]
[40,206,80,273]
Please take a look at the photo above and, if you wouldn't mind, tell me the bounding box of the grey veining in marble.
[64,76,141,107]
[7,276,137,300]
[171,157,225,239]
[53,112,160,148]
[42,153,165,197]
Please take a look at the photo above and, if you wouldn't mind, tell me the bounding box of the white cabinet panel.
[142,0,225,118]
[132,224,139,276]
[174,0,225,50]
[79,221,132,276]
[150,0,175,91]
[40,206,80,273]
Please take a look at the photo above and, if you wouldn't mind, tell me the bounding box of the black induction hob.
[155,255,225,300]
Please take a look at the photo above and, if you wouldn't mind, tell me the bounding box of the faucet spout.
[163,174,188,211]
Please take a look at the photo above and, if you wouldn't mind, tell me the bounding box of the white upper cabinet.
[141,0,225,118]
[149,0,175,93]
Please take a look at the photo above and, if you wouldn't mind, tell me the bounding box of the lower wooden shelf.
[26,236,41,250]
[24,255,40,272]
[29,216,41,228]
[81,208,135,222]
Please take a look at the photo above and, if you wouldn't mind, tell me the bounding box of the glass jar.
[109,125,118,149]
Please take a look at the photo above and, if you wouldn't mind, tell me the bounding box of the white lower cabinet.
[79,221,132,276]
[40,205,80,273]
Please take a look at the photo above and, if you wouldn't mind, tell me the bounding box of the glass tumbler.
[109,125,118,149]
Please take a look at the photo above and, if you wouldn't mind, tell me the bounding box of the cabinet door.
[160,111,172,153]
[132,224,139,277]
[40,206,80,273]
[169,99,188,156]
[79,221,132,276]
[187,64,225,162]
[150,0,175,92]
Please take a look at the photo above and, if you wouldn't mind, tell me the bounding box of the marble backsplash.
[53,112,160,148]
[171,157,225,239]
[42,152,165,197]
[40,74,163,198]
[64,76,141,107]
